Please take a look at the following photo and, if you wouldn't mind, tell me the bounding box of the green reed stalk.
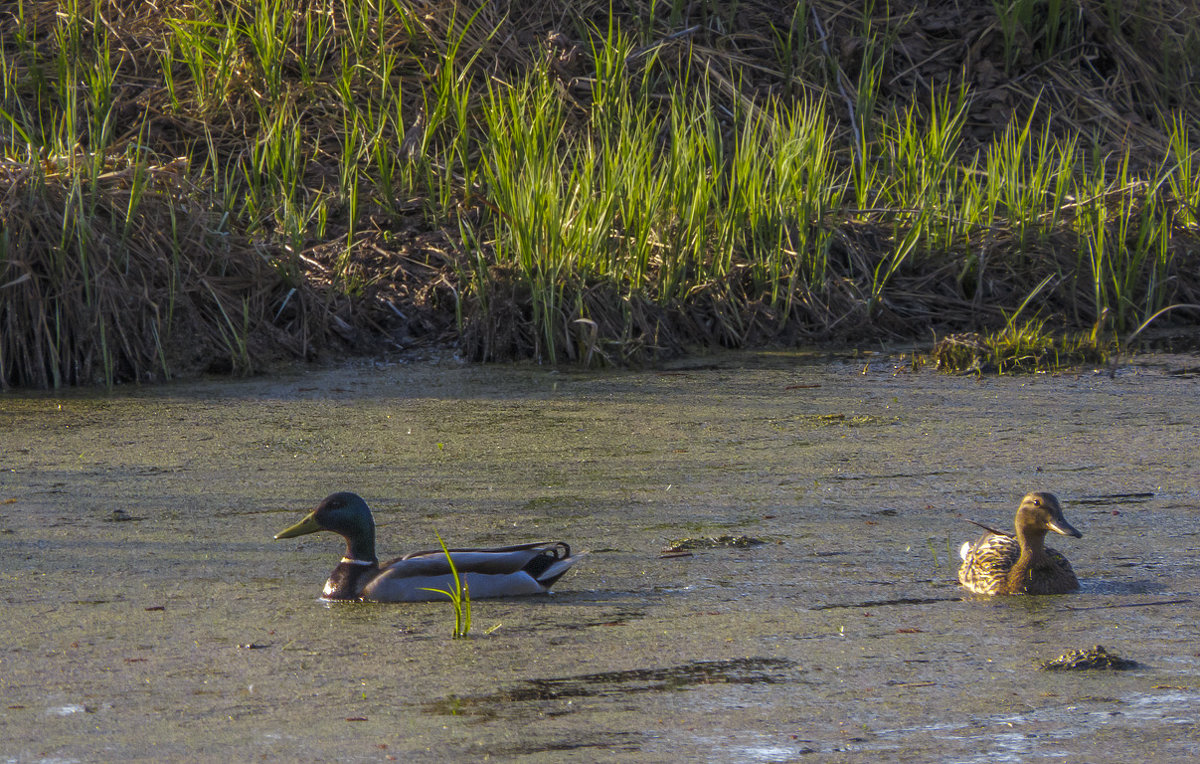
[1074,152,1114,326]
[166,12,238,115]
[883,86,968,251]
[985,107,1075,250]
[476,71,573,360]
[774,96,842,288]
[1166,112,1200,228]
[419,532,472,639]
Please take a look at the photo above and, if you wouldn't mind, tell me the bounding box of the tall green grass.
[464,59,853,360]
[457,54,1198,354]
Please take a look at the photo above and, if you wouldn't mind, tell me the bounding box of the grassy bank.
[2,1,1199,386]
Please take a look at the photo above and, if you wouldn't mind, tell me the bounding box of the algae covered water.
[2,352,1198,761]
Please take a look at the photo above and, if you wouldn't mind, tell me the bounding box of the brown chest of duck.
[958,492,1082,595]
[275,492,580,602]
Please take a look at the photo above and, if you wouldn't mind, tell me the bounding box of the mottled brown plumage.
[958,492,1082,595]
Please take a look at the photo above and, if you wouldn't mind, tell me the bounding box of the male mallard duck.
[958,491,1082,595]
[275,492,580,602]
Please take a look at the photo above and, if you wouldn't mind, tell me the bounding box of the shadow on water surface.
[809,595,961,610]
[1076,578,1175,595]
[423,657,800,718]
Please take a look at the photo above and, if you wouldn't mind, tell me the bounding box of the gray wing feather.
[377,548,551,580]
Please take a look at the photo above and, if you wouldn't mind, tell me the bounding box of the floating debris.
[928,326,1115,375]
[1039,645,1140,671]
[661,535,766,552]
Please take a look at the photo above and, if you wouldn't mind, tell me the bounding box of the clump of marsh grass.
[926,536,957,573]
[929,320,1115,374]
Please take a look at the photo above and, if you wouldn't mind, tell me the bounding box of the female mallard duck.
[275,492,580,602]
[958,491,1082,595]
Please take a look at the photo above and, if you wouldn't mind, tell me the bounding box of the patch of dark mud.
[422,657,798,718]
[1040,645,1141,671]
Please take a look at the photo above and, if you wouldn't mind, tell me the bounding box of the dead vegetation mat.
[0,154,330,387]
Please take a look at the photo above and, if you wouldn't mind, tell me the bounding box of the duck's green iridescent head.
[1016,492,1081,539]
[275,491,377,562]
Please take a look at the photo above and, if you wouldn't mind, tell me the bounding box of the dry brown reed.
[0,152,327,387]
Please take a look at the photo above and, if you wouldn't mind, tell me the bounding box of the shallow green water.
[2,351,1199,762]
